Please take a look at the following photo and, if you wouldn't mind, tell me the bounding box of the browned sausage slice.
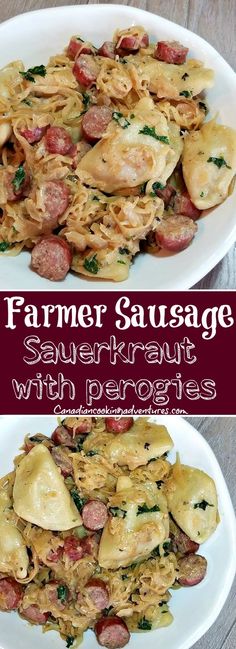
[116,32,149,52]
[67,37,94,60]
[31,235,72,281]
[173,192,201,221]
[46,545,64,563]
[85,578,109,610]
[63,536,83,561]
[95,616,130,648]
[82,106,113,143]
[170,520,200,554]
[45,126,73,155]
[98,41,115,59]
[155,215,197,252]
[21,604,49,624]
[72,54,99,87]
[43,180,70,222]
[51,424,76,448]
[51,446,73,477]
[105,417,134,434]
[20,126,47,144]
[0,578,23,611]
[151,183,176,208]
[82,500,108,530]
[154,40,189,64]
[178,554,207,586]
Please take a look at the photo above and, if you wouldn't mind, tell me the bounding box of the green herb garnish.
[139,125,169,144]
[12,164,25,192]
[152,541,171,557]
[82,92,91,109]
[121,574,129,581]
[92,196,100,201]
[83,254,99,274]
[86,450,98,456]
[179,90,192,98]
[207,156,231,169]
[21,98,32,106]
[66,636,74,648]
[0,241,10,252]
[138,617,152,631]
[20,65,46,83]
[199,101,208,113]
[117,260,126,265]
[109,507,127,519]
[200,191,204,198]
[57,584,69,603]
[112,111,130,129]
[137,503,160,515]
[71,489,86,512]
[103,606,113,616]
[140,181,147,195]
[119,247,129,255]
[194,500,214,510]
[181,73,189,80]
[156,480,164,489]
[152,181,166,193]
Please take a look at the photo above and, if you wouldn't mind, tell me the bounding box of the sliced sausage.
[20,126,47,144]
[51,446,73,477]
[51,424,76,448]
[31,235,72,281]
[0,578,23,611]
[105,417,134,434]
[80,534,99,558]
[85,578,109,610]
[116,32,149,52]
[46,545,64,563]
[45,126,73,155]
[82,500,108,531]
[82,106,112,143]
[21,604,48,624]
[43,180,70,224]
[64,416,93,435]
[95,616,130,649]
[151,183,176,208]
[178,554,207,586]
[98,41,115,59]
[67,37,94,60]
[72,54,99,88]
[154,40,189,65]
[23,433,53,453]
[155,215,197,252]
[170,520,199,555]
[173,192,201,221]
[64,536,84,561]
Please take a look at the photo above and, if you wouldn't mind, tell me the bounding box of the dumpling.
[165,461,218,543]
[128,54,214,99]
[182,120,236,208]
[98,478,169,569]
[105,418,173,470]
[0,517,29,579]
[13,445,82,531]
[78,98,183,193]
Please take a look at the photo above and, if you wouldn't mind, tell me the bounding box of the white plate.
[0,415,235,649]
[0,4,236,290]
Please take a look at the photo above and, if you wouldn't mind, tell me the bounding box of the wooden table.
[0,0,235,287]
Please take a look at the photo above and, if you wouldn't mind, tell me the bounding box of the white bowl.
[0,415,235,649]
[0,4,236,290]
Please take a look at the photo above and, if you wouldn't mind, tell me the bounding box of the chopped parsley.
[70,489,86,512]
[139,125,169,144]
[0,241,10,252]
[207,156,231,169]
[152,181,166,192]
[67,174,78,183]
[20,65,46,83]
[199,101,208,113]
[140,181,148,195]
[152,541,171,557]
[119,247,129,255]
[138,617,152,631]
[156,480,164,489]
[130,113,135,119]
[82,92,91,110]
[194,500,214,510]
[103,606,113,616]
[83,254,99,274]
[92,195,100,201]
[109,506,127,519]
[86,450,98,456]
[57,584,69,603]
[117,260,126,265]
[112,111,130,129]
[179,90,192,98]
[137,503,160,515]
[21,98,32,106]
[121,574,129,581]
[66,636,74,648]
[200,191,205,198]
[12,164,25,192]
[181,72,189,80]
[144,442,150,449]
